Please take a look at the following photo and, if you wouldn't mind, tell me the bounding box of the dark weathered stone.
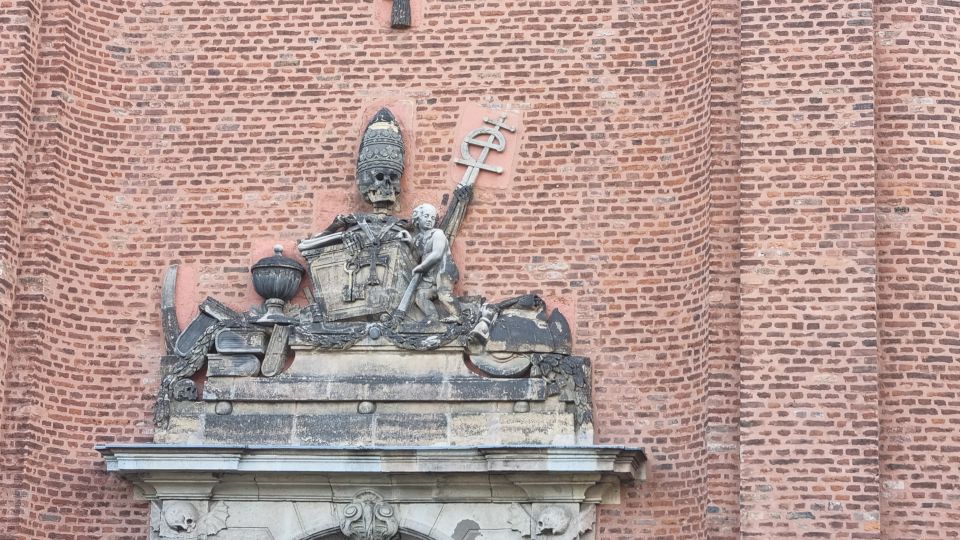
[547,308,573,355]
[214,327,267,354]
[296,414,374,445]
[160,265,180,355]
[251,245,304,324]
[157,302,249,429]
[203,375,546,402]
[207,354,260,377]
[205,414,294,444]
[171,379,197,401]
[390,0,411,29]
[174,312,218,358]
[199,297,242,322]
[375,413,447,445]
[261,325,291,377]
[530,354,593,430]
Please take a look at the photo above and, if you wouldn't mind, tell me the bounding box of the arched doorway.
[300,527,441,540]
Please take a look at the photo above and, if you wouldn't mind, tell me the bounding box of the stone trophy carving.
[153,107,589,438]
[339,490,400,540]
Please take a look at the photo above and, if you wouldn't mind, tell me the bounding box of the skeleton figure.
[311,108,406,242]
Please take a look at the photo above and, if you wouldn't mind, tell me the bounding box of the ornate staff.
[396,115,515,315]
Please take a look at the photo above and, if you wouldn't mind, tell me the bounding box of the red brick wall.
[876,0,960,537]
[737,0,881,536]
[0,0,43,532]
[706,0,742,535]
[0,0,41,431]
[0,0,957,539]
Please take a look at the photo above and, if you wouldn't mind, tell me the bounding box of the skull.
[356,108,404,209]
[358,166,401,207]
[163,501,199,533]
[171,379,197,401]
[535,506,570,536]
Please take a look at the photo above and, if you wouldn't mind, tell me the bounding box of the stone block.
[202,375,546,402]
[374,413,447,445]
[215,327,267,354]
[207,354,260,377]
[295,414,375,446]
[205,414,294,444]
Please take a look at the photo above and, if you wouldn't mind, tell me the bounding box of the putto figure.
[409,203,460,322]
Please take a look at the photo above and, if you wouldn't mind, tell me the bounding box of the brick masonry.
[0,0,956,539]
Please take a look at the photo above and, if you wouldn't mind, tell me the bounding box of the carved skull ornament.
[535,506,570,536]
[162,501,200,533]
[170,379,198,402]
[356,108,404,209]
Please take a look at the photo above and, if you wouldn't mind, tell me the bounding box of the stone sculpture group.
[113,107,645,540]
[155,107,589,435]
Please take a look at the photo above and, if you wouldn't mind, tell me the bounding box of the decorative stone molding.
[150,501,228,539]
[340,490,399,540]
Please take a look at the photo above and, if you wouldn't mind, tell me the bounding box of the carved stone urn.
[251,244,304,325]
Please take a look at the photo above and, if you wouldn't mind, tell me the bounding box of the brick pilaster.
[737,0,881,536]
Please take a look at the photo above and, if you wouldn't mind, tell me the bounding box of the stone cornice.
[97,444,645,479]
[96,444,645,503]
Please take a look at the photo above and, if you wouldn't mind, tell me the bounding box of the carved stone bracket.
[340,490,399,540]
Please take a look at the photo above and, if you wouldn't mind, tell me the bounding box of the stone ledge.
[96,444,645,481]
[202,375,547,402]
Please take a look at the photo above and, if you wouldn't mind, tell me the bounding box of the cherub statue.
[404,203,460,322]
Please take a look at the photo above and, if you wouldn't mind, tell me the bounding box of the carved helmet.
[356,107,404,208]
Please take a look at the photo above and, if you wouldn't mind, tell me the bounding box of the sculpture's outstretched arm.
[298,214,359,252]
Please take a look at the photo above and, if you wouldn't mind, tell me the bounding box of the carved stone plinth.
[157,346,591,447]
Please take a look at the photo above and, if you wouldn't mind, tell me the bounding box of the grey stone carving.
[173,298,240,357]
[155,302,249,428]
[356,108,404,210]
[251,245,305,325]
[509,503,596,540]
[161,265,180,355]
[530,353,593,431]
[156,501,228,539]
[152,108,591,440]
[163,501,198,533]
[391,0,411,28]
[536,506,571,536]
[339,490,399,540]
[170,379,197,402]
[400,203,460,322]
[508,504,532,537]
